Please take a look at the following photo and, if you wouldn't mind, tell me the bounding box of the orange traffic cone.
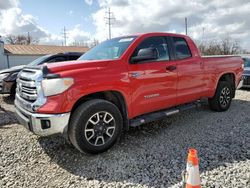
[184,148,201,188]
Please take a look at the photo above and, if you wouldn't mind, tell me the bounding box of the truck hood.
[244,67,250,71]
[47,60,112,73]
[0,65,25,74]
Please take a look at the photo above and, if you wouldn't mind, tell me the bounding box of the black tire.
[208,81,233,112]
[68,99,123,154]
[10,83,16,97]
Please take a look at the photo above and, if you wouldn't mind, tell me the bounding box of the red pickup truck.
[15,33,243,154]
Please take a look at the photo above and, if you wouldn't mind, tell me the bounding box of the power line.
[105,7,115,39]
[62,26,68,46]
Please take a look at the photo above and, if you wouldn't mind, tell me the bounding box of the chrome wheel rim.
[219,87,231,108]
[84,111,116,146]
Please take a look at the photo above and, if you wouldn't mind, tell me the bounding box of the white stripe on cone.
[186,162,201,186]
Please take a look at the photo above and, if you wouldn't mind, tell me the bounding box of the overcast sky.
[0,0,250,49]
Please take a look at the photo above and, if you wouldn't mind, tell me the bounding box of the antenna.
[185,17,188,35]
[105,7,115,39]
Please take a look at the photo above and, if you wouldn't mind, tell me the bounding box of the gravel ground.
[0,90,249,188]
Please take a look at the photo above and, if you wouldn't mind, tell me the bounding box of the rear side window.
[173,37,192,60]
[132,36,170,61]
[68,55,80,60]
[48,56,67,63]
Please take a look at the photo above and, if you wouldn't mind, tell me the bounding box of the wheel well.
[71,91,129,131]
[218,73,235,97]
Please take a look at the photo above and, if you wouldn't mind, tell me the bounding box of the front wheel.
[68,99,123,154]
[208,81,233,112]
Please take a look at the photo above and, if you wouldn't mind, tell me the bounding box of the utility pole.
[62,26,68,46]
[27,32,30,44]
[185,17,188,35]
[202,27,205,43]
[105,7,115,39]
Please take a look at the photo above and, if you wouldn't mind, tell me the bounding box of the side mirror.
[131,47,159,63]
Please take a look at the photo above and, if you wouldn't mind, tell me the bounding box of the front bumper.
[242,75,250,88]
[0,80,15,94]
[237,79,243,89]
[15,101,71,136]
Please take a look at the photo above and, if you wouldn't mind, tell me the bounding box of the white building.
[0,41,88,70]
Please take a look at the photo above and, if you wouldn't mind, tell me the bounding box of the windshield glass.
[243,58,250,67]
[28,55,51,66]
[79,36,137,61]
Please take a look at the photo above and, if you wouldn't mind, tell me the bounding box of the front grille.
[16,68,46,112]
[243,69,250,75]
[18,77,37,102]
[17,69,38,103]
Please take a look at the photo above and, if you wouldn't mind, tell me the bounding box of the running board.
[129,101,202,127]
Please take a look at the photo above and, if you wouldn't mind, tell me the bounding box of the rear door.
[128,36,177,117]
[172,37,204,104]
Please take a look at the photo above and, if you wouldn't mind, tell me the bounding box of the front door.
[128,36,178,118]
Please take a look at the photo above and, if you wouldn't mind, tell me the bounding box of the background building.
[0,41,88,70]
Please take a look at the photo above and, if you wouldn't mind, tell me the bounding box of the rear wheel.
[68,99,123,154]
[209,81,233,111]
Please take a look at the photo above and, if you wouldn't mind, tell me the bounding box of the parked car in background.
[0,52,82,96]
[242,56,250,88]
[15,32,243,154]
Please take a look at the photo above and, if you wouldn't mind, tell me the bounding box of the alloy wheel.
[219,87,231,108]
[84,111,116,146]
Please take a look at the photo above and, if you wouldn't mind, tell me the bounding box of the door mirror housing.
[131,47,159,63]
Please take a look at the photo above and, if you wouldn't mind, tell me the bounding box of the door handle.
[130,72,142,78]
[166,65,176,71]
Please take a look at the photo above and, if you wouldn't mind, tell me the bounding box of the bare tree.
[89,39,99,48]
[197,37,243,55]
[5,35,17,44]
[5,34,39,45]
[69,40,88,47]
[69,39,99,48]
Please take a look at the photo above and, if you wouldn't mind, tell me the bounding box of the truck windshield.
[79,36,137,61]
[243,58,250,67]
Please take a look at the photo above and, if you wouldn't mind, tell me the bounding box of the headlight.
[41,78,74,97]
[0,73,10,80]
[4,72,19,82]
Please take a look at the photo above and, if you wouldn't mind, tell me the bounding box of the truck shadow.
[240,88,250,92]
[38,98,250,187]
[0,107,18,127]
[2,94,15,105]
[0,94,18,127]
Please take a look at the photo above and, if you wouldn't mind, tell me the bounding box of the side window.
[48,56,67,63]
[68,55,80,60]
[132,36,170,61]
[173,37,192,60]
[243,58,250,67]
